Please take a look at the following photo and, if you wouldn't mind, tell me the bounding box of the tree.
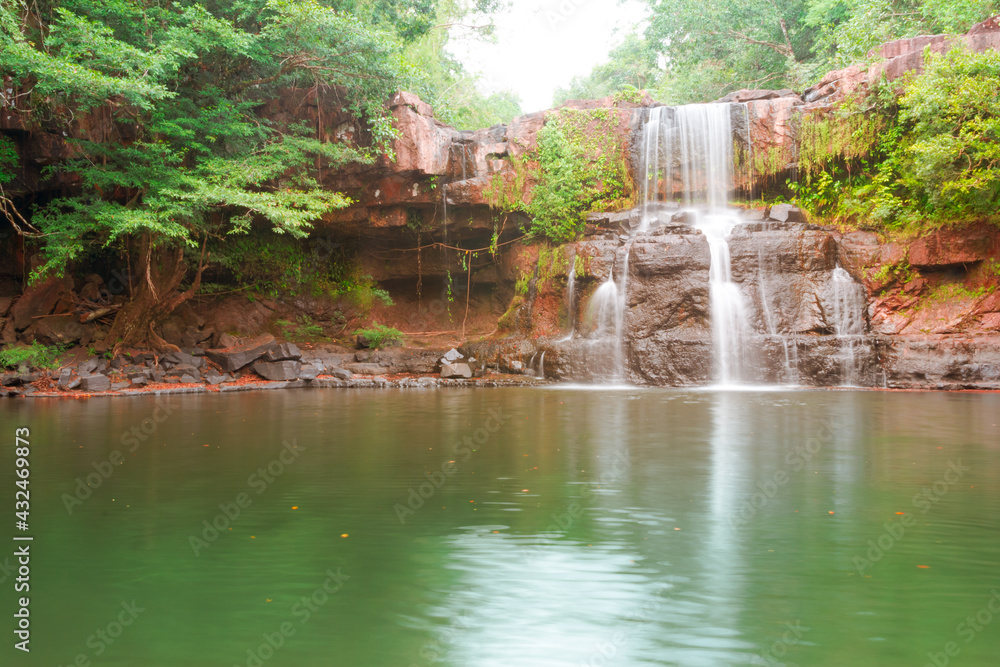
[643,0,818,102]
[552,33,660,105]
[1,0,406,351]
[806,0,1000,67]
[400,0,523,129]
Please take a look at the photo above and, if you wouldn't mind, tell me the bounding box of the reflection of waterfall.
[831,267,867,386]
[640,104,753,384]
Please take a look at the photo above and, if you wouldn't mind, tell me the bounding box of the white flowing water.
[640,103,753,383]
[831,267,867,386]
[694,212,751,384]
[560,249,577,342]
[587,253,628,382]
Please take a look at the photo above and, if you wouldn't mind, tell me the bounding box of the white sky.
[450,0,650,113]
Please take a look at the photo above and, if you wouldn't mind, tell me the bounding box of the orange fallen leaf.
[917,565,930,569]
[340,533,349,538]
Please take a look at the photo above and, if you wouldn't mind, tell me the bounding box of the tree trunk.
[105,235,208,353]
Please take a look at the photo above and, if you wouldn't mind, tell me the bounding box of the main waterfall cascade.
[561,102,874,386]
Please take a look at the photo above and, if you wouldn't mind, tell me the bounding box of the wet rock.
[80,374,111,392]
[253,360,301,381]
[205,335,278,372]
[264,342,302,362]
[440,362,473,378]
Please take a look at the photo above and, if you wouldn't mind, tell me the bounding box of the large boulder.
[205,335,278,372]
[10,274,74,330]
[253,360,301,381]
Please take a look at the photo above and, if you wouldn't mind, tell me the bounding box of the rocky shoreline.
[0,334,548,399]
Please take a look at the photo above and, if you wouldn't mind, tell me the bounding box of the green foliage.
[353,323,405,348]
[563,0,1000,105]
[2,0,407,284]
[897,47,1000,219]
[518,109,635,243]
[0,135,17,184]
[212,231,392,312]
[0,342,64,370]
[399,0,522,129]
[553,34,660,105]
[276,315,326,341]
[790,47,1000,230]
[806,0,1000,68]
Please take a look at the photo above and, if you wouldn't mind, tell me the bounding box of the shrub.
[0,342,64,370]
[353,324,405,349]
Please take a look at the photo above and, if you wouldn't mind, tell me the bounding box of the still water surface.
[2,388,999,666]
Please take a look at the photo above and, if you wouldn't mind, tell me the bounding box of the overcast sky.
[450,0,649,113]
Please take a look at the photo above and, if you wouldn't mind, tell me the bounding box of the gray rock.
[264,342,302,362]
[329,367,353,380]
[58,368,75,387]
[440,362,473,379]
[206,335,278,372]
[297,363,321,381]
[442,348,464,362]
[768,203,806,222]
[151,370,166,383]
[253,360,301,381]
[204,372,222,384]
[79,358,99,375]
[111,382,129,390]
[178,374,200,384]
[130,377,149,386]
[171,363,202,380]
[165,351,204,369]
[80,374,111,392]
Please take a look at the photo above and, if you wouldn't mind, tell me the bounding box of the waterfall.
[640,103,752,384]
[587,252,628,382]
[561,249,577,342]
[831,267,867,386]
